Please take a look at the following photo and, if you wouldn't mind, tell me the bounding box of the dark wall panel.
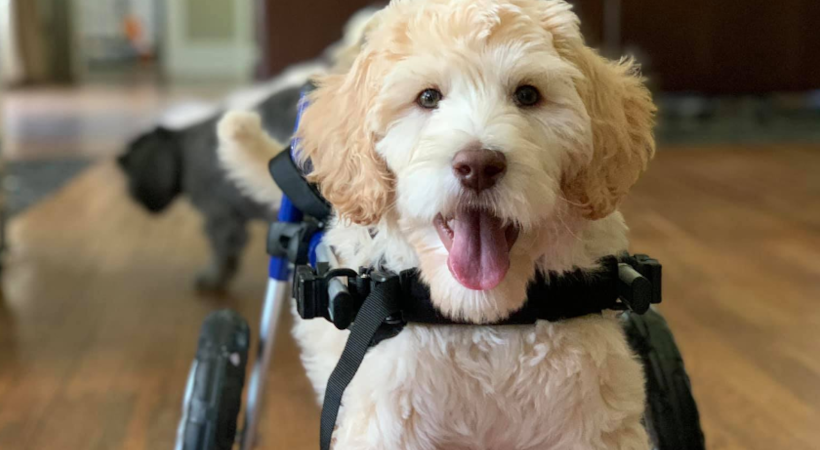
[257,0,601,77]
[622,0,820,93]
[259,0,376,77]
[258,0,820,93]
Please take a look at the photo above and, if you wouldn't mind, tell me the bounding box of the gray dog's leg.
[196,213,249,293]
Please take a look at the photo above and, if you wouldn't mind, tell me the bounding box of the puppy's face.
[298,0,655,322]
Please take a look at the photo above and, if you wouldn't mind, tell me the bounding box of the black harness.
[268,149,662,450]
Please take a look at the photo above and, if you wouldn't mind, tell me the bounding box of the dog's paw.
[218,111,264,144]
[194,268,229,294]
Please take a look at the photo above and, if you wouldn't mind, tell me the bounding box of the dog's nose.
[452,149,507,193]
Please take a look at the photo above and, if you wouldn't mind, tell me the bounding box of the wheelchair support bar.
[267,221,321,266]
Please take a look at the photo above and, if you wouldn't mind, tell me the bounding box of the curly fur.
[219,1,656,448]
[559,48,656,220]
[297,50,396,225]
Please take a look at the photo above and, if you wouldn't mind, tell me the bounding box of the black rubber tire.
[176,310,250,450]
[622,308,706,450]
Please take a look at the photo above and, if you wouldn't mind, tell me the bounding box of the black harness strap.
[291,255,660,450]
[313,256,658,450]
[394,256,621,325]
[320,276,402,450]
[269,149,332,221]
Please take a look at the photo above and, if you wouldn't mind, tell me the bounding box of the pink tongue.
[447,209,510,291]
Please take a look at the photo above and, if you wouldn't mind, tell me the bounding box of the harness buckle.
[295,263,363,330]
[630,254,662,305]
[294,264,406,341]
[617,254,663,314]
[294,263,329,321]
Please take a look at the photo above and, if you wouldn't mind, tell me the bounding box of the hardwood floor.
[0,162,319,450]
[1,115,819,448]
[621,144,820,450]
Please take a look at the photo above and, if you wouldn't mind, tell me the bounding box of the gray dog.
[117,6,378,292]
[118,81,307,292]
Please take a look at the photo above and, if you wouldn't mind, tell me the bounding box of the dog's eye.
[514,85,541,107]
[417,89,442,109]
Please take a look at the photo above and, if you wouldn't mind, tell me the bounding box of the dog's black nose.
[452,149,507,193]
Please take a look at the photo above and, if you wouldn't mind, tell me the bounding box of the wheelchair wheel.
[176,310,250,450]
[622,308,705,450]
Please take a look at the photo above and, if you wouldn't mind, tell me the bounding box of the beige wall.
[185,0,236,41]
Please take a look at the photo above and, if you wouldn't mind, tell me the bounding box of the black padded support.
[269,149,331,221]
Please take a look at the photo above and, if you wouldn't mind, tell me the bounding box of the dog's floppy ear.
[540,2,656,220]
[296,44,393,226]
[118,127,182,213]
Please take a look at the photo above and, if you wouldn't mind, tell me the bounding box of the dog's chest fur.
[290,217,649,449]
[293,309,646,449]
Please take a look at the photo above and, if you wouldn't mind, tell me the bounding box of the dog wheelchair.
[174,97,705,450]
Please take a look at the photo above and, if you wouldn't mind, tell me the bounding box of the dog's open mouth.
[434,209,520,291]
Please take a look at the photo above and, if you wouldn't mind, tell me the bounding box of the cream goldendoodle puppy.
[219,0,656,448]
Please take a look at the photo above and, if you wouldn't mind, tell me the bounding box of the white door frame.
[0,0,23,83]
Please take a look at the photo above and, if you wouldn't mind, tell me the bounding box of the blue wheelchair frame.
[240,97,325,450]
